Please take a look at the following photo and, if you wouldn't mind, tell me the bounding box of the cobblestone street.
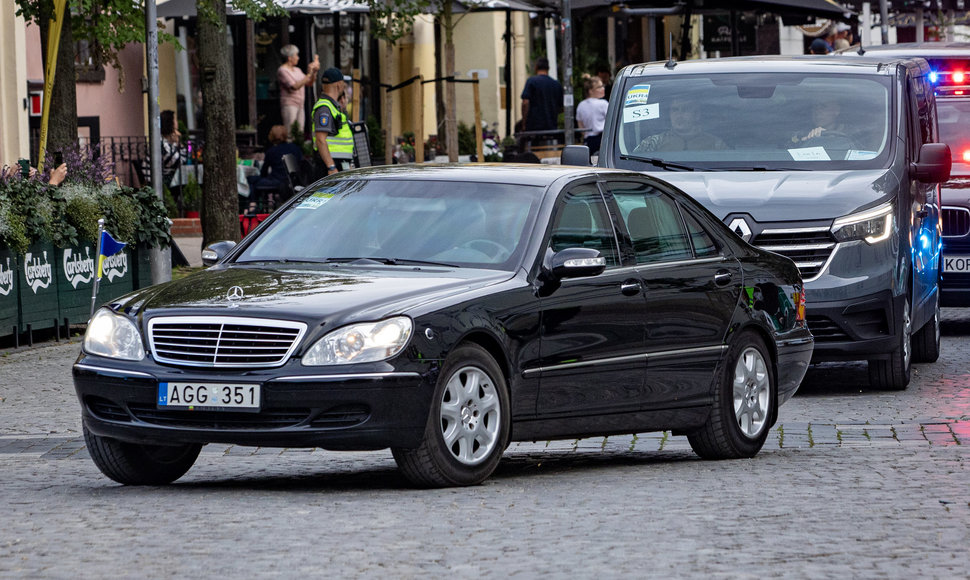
[1,312,968,577]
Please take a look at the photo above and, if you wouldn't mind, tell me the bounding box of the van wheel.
[912,292,941,363]
[688,331,773,459]
[868,297,911,390]
[392,344,510,487]
[84,426,201,485]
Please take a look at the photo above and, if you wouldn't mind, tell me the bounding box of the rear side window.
[606,181,693,264]
[681,209,720,258]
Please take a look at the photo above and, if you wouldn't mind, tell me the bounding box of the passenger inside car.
[633,101,728,152]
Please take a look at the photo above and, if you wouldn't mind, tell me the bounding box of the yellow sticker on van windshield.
[624,84,651,107]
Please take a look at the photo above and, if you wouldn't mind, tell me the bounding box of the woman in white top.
[576,76,609,154]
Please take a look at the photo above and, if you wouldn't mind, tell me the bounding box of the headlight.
[83,308,146,361]
[831,202,894,244]
[302,317,413,366]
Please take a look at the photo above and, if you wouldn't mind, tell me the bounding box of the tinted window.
[237,179,542,269]
[681,209,719,258]
[608,181,692,264]
[549,185,620,267]
[614,73,893,171]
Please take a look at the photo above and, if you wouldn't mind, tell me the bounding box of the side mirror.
[913,142,951,183]
[561,145,591,167]
[550,247,606,279]
[201,240,237,267]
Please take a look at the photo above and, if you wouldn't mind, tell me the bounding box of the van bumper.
[805,289,904,362]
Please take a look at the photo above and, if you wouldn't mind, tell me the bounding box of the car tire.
[84,426,201,485]
[392,344,510,487]
[911,291,941,363]
[687,330,774,460]
[868,296,912,391]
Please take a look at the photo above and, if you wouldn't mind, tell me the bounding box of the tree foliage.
[365,0,431,44]
[15,0,176,91]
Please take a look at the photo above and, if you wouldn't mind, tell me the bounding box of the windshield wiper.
[619,154,705,172]
[715,166,811,172]
[324,257,459,267]
[233,258,327,264]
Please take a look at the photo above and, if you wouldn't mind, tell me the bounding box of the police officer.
[312,67,354,178]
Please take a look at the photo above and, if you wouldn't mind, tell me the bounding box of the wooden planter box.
[94,245,135,309]
[0,243,157,338]
[56,242,98,326]
[18,242,60,332]
[0,247,18,337]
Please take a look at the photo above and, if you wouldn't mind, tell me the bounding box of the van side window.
[607,181,693,264]
[909,76,934,148]
[549,185,620,267]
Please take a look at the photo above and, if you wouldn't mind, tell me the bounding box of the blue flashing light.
[930,71,939,84]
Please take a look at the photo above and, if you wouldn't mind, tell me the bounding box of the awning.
[738,0,851,17]
[568,0,852,17]
[156,0,369,19]
[156,0,547,18]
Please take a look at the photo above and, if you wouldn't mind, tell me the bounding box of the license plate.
[943,255,970,273]
[158,382,260,411]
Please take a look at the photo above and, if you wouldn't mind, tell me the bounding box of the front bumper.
[804,289,904,362]
[73,355,436,450]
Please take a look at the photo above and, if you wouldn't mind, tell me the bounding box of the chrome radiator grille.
[148,316,307,368]
[942,206,970,238]
[752,227,837,281]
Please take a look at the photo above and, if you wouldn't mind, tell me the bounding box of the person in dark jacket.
[252,125,303,208]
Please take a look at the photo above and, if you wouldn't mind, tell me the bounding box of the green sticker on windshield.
[297,192,335,210]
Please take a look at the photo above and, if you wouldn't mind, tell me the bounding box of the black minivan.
[576,55,951,390]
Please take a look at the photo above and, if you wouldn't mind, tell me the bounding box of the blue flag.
[97,230,126,280]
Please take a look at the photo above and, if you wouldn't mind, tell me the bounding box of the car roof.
[840,42,970,58]
[336,163,641,187]
[620,54,928,77]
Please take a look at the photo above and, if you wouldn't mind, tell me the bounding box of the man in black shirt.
[520,57,564,132]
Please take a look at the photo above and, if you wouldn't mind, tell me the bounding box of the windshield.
[936,98,970,167]
[236,179,543,270]
[613,73,893,171]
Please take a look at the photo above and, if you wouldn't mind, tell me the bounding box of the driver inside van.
[634,101,728,152]
[791,98,847,144]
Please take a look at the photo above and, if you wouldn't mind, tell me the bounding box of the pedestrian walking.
[521,57,564,132]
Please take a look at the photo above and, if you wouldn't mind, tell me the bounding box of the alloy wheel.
[732,346,770,439]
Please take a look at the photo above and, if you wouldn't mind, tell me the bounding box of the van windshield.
[613,73,893,171]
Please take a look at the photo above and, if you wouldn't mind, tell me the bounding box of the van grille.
[942,207,970,238]
[751,227,836,280]
[148,316,307,368]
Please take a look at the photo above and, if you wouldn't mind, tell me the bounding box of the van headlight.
[83,308,146,360]
[831,202,894,244]
[302,317,413,366]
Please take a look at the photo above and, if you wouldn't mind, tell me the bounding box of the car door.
[908,73,942,322]
[534,181,648,417]
[606,179,743,409]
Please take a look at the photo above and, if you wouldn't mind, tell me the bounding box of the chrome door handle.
[714,270,732,286]
[620,281,642,296]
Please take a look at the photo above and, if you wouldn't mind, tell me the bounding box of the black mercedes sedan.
[74,164,813,487]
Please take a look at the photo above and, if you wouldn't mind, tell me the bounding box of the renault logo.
[226,286,245,301]
[728,218,753,242]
